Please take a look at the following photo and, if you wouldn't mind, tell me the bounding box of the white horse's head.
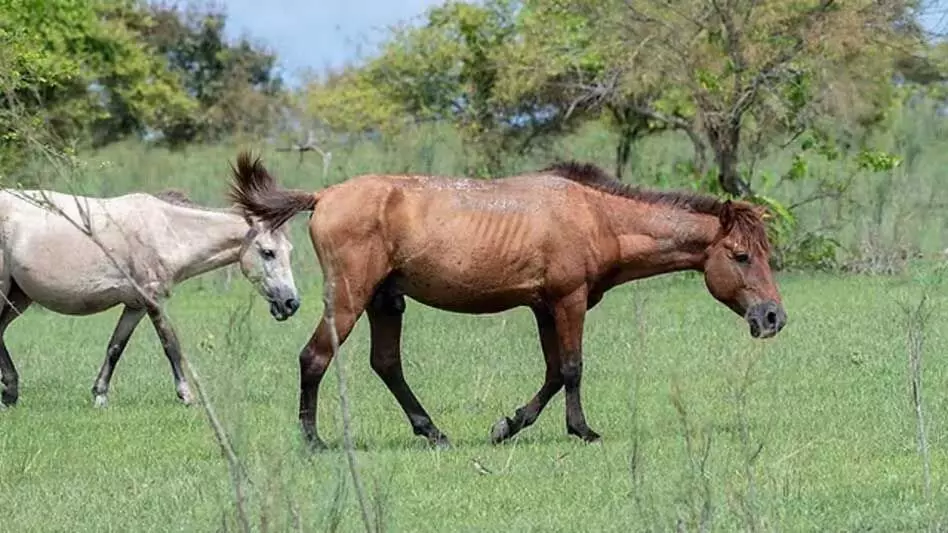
[238,220,300,321]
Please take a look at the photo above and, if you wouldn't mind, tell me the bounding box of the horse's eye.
[261,249,276,260]
[734,252,750,264]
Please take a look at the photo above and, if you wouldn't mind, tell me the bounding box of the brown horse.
[228,152,787,449]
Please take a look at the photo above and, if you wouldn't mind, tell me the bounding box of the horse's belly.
[13,266,133,315]
[394,262,542,314]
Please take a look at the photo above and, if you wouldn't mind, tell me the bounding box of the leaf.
[784,154,808,182]
[855,149,903,172]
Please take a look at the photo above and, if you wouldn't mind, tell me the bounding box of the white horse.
[0,157,301,408]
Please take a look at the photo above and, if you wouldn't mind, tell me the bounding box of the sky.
[220,0,448,86]
[221,0,948,88]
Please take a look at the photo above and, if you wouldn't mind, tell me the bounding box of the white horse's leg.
[0,282,33,407]
[145,306,192,405]
[91,305,146,408]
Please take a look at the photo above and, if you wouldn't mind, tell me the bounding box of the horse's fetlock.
[1,386,18,406]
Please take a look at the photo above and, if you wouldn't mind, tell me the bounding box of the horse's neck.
[161,205,248,282]
[599,194,719,280]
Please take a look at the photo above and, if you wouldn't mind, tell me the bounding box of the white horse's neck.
[159,203,249,283]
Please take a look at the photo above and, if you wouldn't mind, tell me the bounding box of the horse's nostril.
[286,298,299,311]
[766,310,778,326]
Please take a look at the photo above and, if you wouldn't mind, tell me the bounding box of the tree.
[134,1,286,147]
[302,65,412,137]
[359,0,521,176]
[498,1,701,180]
[0,0,195,154]
[565,0,920,195]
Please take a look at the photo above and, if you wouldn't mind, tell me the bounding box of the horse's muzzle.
[270,297,301,321]
[745,300,787,339]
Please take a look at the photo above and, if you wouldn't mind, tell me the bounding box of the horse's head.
[238,219,300,321]
[702,200,787,339]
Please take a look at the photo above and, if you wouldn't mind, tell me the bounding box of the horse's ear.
[753,204,773,222]
[720,200,736,234]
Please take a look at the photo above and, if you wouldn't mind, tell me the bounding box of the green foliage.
[356,0,520,175]
[0,0,195,150]
[0,0,285,163]
[136,1,285,146]
[304,67,411,136]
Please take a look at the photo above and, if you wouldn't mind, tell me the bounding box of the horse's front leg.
[0,282,32,407]
[299,306,363,450]
[490,307,564,444]
[91,305,147,407]
[553,287,600,443]
[145,306,192,405]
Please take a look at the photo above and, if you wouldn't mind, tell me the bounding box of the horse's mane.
[152,189,198,207]
[541,161,770,251]
[152,188,236,215]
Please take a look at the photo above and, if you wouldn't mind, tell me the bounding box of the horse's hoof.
[176,386,194,406]
[303,436,329,453]
[429,435,452,450]
[1,391,18,408]
[581,431,602,444]
[490,417,513,444]
[93,394,108,408]
[584,434,603,445]
[568,426,602,444]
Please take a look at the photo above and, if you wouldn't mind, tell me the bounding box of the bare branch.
[9,149,253,533]
[320,244,375,533]
[276,129,333,176]
[709,0,747,92]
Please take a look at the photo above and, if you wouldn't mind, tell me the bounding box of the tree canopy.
[0,0,284,161]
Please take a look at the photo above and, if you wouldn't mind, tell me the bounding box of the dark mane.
[152,188,198,207]
[152,188,236,215]
[540,160,770,251]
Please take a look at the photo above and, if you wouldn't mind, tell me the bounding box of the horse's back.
[0,189,168,314]
[311,172,599,312]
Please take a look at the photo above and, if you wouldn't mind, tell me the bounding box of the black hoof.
[429,434,452,450]
[1,390,18,407]
[568,426,602,443]
[301,428,329,453]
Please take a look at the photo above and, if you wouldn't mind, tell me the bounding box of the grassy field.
[2,101,947,531]
[0,263,946,531]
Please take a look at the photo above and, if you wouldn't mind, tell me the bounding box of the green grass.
[1,267,945,532]
[3,95,948,531]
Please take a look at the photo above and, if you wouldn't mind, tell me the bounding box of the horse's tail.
[228,150,318,230]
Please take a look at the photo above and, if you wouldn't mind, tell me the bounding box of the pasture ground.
[0,267,946,532]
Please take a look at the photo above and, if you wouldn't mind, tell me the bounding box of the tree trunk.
[683,127,709,179]
[615,127,634,180]
[705,116,751,197]
[611,105,643,181]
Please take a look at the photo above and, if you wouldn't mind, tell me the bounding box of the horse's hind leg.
[553,290,600,442]
[367,279,449,449]
[91,305,146,407]
[145,305,193,405]
[490,307,565,444]
[0,281,33,406]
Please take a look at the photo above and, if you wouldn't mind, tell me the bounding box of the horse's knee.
[369,347,399,377]
[560,356,583,389]
[299,344,331,384]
